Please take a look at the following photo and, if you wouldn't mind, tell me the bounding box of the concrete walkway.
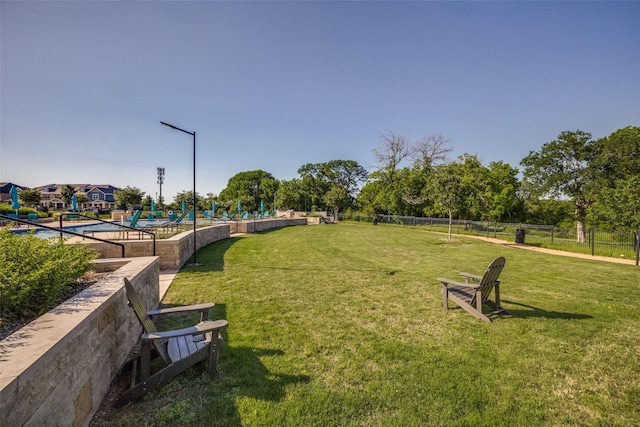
[159,269,178,299]
[461,234,638,266]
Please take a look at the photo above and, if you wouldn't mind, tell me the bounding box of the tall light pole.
[160,121,198,266]
[157,167,165,206]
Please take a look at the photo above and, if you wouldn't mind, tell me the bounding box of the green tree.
[371,131,412,215]
[516,181,572,225]
[591,126,640,186]
[588,126,640,228]
[484,161,520,222]
[173,190,203,211]
[357,179,387,215]
[60,185,76,206]
[276,179,303,211]
[298,163,332,211]
[365,131,453,216]
[322,160,369,219]
[520,130,596,242]
[202,193,218,212]
[323,186,350,221]
[219,170,278,212]
[18,189,42,207]
[142,195,153,210]
[114,186,145,210]
[456,154,489,221]
[298,160,368,217]
[588,175,640,229]
[431,162,465,239]
[400,166,430,216]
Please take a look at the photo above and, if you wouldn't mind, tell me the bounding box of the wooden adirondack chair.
[116,278,228,407]
[438,256,509,323]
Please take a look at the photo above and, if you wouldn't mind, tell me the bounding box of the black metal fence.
[342,213,640,264]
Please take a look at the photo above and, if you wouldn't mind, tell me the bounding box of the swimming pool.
[10,220,164,239]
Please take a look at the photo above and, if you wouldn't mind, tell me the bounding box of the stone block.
[73,380,92,427]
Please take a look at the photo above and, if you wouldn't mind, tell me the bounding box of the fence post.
[551,225,554,245]
[636,226,640,266]
[591,227,595,256]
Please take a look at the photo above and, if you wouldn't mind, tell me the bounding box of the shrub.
[0,205,44,217]
[0,227,98,321]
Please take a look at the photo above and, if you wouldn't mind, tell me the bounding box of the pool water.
[10,220,165,239]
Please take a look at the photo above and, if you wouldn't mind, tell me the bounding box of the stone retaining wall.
[233,218,307,234]
[0,257,159,427]
[83,223,230,269]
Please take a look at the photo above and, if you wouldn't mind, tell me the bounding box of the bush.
[0,227,98,321]
[0,204,46,218]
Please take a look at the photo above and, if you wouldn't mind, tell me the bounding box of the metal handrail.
[60,213,156,256]
[1,214,126,258]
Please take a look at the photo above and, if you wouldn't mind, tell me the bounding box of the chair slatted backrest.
[174,211,187,224]
[129,210,143,227]
[124,278,170,364]
[477,256,506,302]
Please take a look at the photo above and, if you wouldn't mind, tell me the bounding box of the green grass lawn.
[97,223,640,426]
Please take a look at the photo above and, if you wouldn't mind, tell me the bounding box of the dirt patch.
[0,270,112,341]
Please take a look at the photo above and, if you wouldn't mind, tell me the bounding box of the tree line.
[17,126,637,233]
[110,125,640,234]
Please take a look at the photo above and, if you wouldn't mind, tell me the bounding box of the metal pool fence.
[341,213,640,264]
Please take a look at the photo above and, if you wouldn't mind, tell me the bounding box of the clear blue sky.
[2,1,638,202]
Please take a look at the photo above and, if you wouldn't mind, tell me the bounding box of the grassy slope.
[98,223,640,426]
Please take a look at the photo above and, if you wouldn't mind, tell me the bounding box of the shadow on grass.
[223,346,311,401]
[503,300,593,320]
[182,236,243,272]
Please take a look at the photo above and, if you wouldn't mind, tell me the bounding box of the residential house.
[34,184,118,210]
[0,182,27,204]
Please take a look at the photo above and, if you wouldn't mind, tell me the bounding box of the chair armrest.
[438,277,481,289]
[147,303,215,317]
[459,272,482,282]
[142,319,228,341]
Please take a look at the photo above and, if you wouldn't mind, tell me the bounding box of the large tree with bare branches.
[411,133,453,169]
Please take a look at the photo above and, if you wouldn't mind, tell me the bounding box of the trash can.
[515,228,526,244]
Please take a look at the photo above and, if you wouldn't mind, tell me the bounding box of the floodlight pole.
[157,167,165,206]
[161,121,198,266]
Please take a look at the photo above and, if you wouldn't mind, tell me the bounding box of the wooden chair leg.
[140,341,151,381]
[475,289,483,313]
[130,357,139,389]
[442,286,449,310]
[208,334,222,375]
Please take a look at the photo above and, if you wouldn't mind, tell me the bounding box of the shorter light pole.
[161,121,198,265]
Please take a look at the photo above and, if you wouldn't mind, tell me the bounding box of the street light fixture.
[160,121,198,266]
